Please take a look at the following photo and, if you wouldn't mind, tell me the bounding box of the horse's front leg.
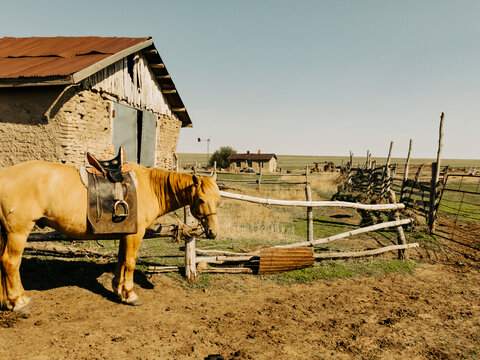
[112,231,145,305]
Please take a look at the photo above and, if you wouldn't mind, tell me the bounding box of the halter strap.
[198,212,217,221]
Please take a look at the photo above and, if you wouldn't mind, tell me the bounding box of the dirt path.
[1,256,479,359]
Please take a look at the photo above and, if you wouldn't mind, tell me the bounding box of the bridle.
[197,212,217,221]
[190,198,216,222]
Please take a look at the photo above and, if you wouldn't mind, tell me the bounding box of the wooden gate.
[433,174,480,249]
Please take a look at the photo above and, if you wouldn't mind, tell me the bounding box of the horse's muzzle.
[205,228,216,239]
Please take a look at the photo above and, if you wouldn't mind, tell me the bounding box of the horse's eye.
[198,198,205,205]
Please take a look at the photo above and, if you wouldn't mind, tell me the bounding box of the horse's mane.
[147,167,196,214]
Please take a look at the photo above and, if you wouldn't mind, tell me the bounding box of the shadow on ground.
[19,257,154,303]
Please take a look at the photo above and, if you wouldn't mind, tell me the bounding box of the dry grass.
[214,172,343,247]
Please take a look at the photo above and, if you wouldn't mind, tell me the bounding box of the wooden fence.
[148,191,417,281]
[182,168,310,190]
[346,165,397,201]
[344,114,451,232]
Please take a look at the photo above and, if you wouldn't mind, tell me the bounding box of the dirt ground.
[1,240,479,360]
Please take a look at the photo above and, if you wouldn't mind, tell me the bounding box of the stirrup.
[113,200,129,222]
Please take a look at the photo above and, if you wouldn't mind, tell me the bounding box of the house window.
[248,161,252,167]
[236,161,241,167]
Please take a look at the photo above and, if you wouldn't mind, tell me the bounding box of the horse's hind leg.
[112,231,145,306]
[0,230,32,312]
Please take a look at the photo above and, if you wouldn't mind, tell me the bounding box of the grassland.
[178,153,480,171]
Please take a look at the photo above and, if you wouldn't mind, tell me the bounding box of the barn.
[228,151,278,172]
[0,36,192,170]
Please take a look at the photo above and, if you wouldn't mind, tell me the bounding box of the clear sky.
[2,1,479,159]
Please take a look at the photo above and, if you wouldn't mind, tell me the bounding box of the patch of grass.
[166,271,213,290]
[268,259,417,284]
[411,232,440,244]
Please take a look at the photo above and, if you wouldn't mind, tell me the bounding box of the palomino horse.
[0,161,219,312]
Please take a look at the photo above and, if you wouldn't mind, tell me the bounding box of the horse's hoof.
[123,293,143,306]
[13,299,34,314]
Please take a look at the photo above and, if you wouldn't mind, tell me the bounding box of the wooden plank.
[219,191,406,210]
[0,76,73,87]
[196,249,260,256]
[198,268,253,274]
[185,237,197,282]
[274,219,413,249]
[195,255,257,264]
[314,243,419,259]
[146,266,180,273]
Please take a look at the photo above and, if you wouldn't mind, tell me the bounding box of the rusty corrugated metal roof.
[0,37,149,78]
[0,54,111,78]
[0,36,150,58]
[0,36,192,127]
[258,247,315,274]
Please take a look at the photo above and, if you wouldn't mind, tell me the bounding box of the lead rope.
[172,211,204,244]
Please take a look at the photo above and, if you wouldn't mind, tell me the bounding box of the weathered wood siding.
[84,53,174,118]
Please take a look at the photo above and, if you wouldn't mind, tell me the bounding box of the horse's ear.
[192,174,200,187]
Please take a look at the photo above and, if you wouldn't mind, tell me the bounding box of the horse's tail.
[0,218,6,306]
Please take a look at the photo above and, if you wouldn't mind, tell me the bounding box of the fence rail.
[147,190,416,280]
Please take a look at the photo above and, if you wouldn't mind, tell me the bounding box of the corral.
[1,158,479,359]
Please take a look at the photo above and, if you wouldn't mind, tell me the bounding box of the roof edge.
[71,38,153,83]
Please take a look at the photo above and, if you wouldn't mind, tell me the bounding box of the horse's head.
[190,174,220,239]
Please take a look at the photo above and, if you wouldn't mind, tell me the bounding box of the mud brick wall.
[0,87,112,170]
[0,87,64,169]
[56,90,112,166]
[156,114,182,170]
[0,87,182,171]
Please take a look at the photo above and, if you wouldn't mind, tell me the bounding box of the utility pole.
[197,137,211,168]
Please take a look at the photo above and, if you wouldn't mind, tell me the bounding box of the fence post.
[381,141,394,200]
[185,236,197,282]
[429,113,444,232]
[384,142,408,259]
[305,166,314,242]
[258,166,262,190]
[400,139,413,202]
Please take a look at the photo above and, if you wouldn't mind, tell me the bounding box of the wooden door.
[112,102,138,162]
[139,110,157,167]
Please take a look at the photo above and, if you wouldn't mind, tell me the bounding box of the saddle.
[85,148,138,234]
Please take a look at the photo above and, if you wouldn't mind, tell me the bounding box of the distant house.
[0,36,192,170]
[228,151,277,172]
